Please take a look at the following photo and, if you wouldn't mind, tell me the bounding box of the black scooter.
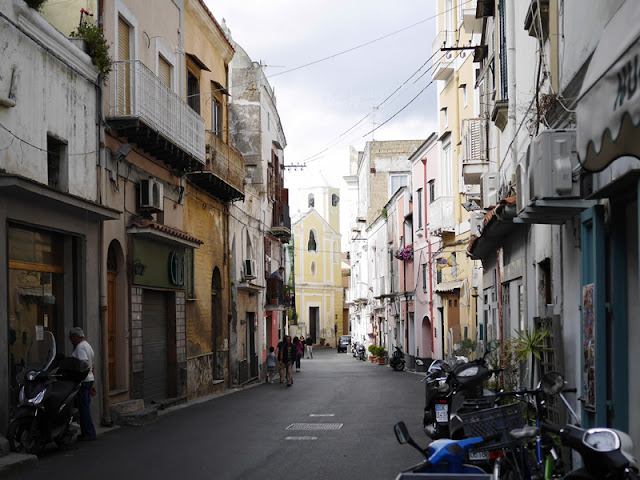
[423,341,501,440]
[356,343,366,361]
[8,331,89,456]
[389,345,406,371]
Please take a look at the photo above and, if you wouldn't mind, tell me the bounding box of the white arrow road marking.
[286,423,343,430]
[309,414,335,417]
[285,436,318,441]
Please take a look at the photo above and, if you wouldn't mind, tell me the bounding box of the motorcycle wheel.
[8,417,44,456]
[395,361,405,372]
[55,423,75,449]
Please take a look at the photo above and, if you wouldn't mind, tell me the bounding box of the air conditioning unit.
[480,172,499,208]
[529,129,579,200]
[244,259,257,280]
[139,178,164,211]
[516,150,530,214]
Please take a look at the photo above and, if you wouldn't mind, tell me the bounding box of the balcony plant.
[25,0,47,11]
[395,244,414,262]
[69,9,113,80]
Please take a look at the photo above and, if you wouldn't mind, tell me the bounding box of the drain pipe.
[97,0,112,427]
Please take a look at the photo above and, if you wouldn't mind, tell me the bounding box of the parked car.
[337,335,351,353]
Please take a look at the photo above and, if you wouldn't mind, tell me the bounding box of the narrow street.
[10,349,427,480]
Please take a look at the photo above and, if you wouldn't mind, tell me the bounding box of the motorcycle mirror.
[394,422,410,445]
[541,371,565,395]
[441,362,452,373]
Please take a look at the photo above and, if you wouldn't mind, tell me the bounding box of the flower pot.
[377,357,386,365]
[369,356,377,363]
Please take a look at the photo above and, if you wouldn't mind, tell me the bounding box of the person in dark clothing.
[305,335,314,359]
[276,335,296,387]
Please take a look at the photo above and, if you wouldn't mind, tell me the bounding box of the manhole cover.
[286,423,343,431]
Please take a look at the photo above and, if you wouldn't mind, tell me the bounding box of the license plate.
[435,404,448,423]
[468,450,489,461]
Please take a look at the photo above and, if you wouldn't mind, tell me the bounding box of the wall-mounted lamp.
[132,260,147,276]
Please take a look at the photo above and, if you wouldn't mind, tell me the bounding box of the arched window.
[332,193,339,206]
[308,194,314,208]
[308,230,317,252]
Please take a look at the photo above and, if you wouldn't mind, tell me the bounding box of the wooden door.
[107,273,117,391]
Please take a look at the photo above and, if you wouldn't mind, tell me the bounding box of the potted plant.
[376,347,388,365]
[319,337,326,346]
[368,344,377,363]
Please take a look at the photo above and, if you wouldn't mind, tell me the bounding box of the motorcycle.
[423,341,501,441]
[8,331,89,456]
[356,343,366,361]
[503,372,639,480]
[389,346,406,371]
[393,420,497,479]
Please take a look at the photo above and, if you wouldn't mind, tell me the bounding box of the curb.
[0,452,38,475]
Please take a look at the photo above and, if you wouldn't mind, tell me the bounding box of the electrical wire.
[0,121,98,156]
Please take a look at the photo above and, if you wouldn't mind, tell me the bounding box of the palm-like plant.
[512,328,551,389]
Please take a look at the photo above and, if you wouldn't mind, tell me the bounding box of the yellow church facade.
[291,187,343,347]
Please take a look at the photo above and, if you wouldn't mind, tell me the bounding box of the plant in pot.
[368,344,377,363]
[319,337,326,346]
[375,347,388,365]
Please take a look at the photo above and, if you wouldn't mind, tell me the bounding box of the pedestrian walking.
[305,335,314,359]
[293,336,303,372]
[299,335,305,367]
[276,335,296,387]
[266,346,277,383]
[68,327,96,441]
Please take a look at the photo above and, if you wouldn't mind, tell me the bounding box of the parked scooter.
[503,372,639,480]
[356,343,366,361]
[393,420,498,478]
[389,346,406,371]
[423,341,501,440]
[8,331,89,456]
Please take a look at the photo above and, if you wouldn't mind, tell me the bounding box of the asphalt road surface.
[9,348,429,480]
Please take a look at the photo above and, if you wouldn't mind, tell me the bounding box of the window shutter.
[118,17,130,61]
[158,56,171,88]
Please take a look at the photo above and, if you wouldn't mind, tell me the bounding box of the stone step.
[148,396,187,411]
[110,399,145,425]
[118,407,158,427]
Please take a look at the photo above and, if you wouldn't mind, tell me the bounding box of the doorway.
[309,307,319,340]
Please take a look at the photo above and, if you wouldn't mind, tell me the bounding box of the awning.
[576,1,640,172]
[435,280,465,293]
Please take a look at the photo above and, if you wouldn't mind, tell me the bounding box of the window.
[158,55,171,88]
[308,194,314,208]
[47,135,68,192]
[310,261,316,277]
[332,193,339,206]
[390,174,408,196]
[462,84,468,108]
[443,107,448,128]
[187,71,200,113]
[307,231,317,252]
[422,264,428,293]
[211,93,222,139]
[498,0,508,100]
[428,180,435,203]
[417,188,423,229]
[117,17,131,115]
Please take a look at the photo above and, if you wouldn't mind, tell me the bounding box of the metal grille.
[286,423,343,431]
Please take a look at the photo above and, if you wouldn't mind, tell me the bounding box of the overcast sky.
[205,1,439,248]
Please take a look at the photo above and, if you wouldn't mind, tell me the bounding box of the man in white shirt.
[69,327,96,441]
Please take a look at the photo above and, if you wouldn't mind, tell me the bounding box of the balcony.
[107,60,205,171]
[463,0,483,32]
[348,284,369,304]
[461,118,489,185]
[188,131,245,202]
[265,278,295,311]
[271,200,291,240]
[431,31,455,81]
[428,196,455,235]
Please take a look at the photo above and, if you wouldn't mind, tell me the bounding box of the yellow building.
[291,187,343,346]
[431,0,481,358]
[182,0,244,397]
